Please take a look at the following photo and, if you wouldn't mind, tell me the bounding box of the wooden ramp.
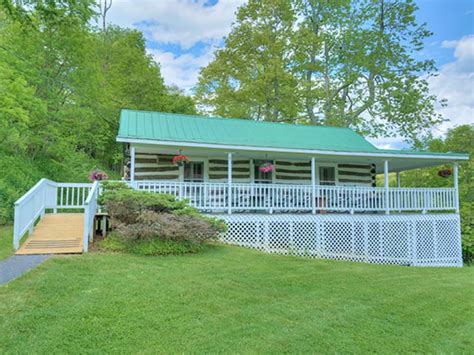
[16,214,84,255]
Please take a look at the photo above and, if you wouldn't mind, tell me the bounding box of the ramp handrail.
[83,181,100,252]
[13,179,57,249]
[13,179,93,250]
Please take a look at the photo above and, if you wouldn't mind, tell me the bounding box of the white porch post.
[384,160,389,214]
[130,146,136,184]
[311,157,316,214]
[454,163,459,213]
[227,153,232,214]
[396,171,401,213]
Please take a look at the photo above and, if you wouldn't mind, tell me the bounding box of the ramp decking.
[16,214,84,255]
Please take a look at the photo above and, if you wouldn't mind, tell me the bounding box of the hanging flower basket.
[172,154,189,166]
[88,169,108,182]
[437,168,452,178]
[259,162,274,173]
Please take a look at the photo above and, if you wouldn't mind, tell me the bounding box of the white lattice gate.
[213,214,462,267]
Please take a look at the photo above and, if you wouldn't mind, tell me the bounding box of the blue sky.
[416,0,474,64]
[109,0,473,148]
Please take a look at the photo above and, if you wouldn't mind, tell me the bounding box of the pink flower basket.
[172,154,189,166]
[259,163,274,173]
[89,170,108,182]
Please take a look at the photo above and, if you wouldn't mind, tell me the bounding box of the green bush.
[100,187,226,252]
[461,202,474,265]
[98,233,207,256]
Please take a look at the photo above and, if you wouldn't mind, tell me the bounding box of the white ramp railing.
[83,181,100,252]
[13,179,57,249]
[13,179,92,250]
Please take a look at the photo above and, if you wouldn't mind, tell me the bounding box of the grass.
[0,243,473,353]
[0,225,13,260]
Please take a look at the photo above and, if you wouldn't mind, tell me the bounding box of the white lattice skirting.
[213,214,463,267]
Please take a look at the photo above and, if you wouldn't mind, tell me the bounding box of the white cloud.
[429,35,474,136]
[108,0,245,49]
[107,0,245,91]
[148,46,216,91]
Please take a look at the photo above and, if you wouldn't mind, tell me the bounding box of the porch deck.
[16,214,83,255]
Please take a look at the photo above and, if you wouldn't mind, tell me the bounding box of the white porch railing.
[13,180,93,250]
[132,181,457,213]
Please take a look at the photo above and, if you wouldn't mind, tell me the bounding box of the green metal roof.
[117,109,469,159]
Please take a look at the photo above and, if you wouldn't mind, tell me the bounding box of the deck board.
[16,214,84,255]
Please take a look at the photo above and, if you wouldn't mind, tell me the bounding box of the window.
[184,162,204,182]
[319,166,336,186]
[254,160,273,184]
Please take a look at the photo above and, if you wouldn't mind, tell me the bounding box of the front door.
[183,161,205,206]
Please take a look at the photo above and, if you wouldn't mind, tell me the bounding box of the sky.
[107,0,474,149]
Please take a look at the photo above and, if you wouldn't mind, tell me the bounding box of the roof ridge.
[120,108,355,132]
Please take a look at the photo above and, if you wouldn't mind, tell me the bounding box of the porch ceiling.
[130,143,467,173]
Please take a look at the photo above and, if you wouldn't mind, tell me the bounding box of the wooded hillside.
[0,1,195,222]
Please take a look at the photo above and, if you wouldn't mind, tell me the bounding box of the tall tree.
[196,0,444,140]
[196,0,299,122]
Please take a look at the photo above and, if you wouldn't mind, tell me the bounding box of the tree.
[196,0,299,122]
[400,125,474,263]
[0,0,196,222]
[196,0,444,140]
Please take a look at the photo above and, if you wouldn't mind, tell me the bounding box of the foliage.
[196,0,443,141]
[0,1,196,224]
[0,225,13,260]
[0,149,107,223]
[98,232,208,256]
[100,187,226,247]
[400,125,473,264]
[0,246,473,352]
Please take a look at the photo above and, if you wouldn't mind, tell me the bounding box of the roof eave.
[116,137,470,161]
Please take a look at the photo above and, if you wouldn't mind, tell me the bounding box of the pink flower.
[89,170,108,181]
[172,155,189,165]
[259,163,274,173]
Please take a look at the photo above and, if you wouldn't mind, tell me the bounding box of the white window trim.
[251,159,275,184]
[180,157,208,182]
[316,163,339,185]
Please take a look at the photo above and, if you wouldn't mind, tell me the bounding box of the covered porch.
[125,143,463,215]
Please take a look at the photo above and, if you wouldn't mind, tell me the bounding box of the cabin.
[114,110,468,266]
[13,109,469,267]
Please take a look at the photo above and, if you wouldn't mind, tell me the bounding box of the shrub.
[461,201,474,265]
[114,211,225,243]
[98,233,208,256]
[100,187,226,250]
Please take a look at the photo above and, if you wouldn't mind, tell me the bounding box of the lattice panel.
[213,214,462,267]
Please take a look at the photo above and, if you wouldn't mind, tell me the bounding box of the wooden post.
[454,163,459,213]
[227,153,232,214]
[311,157,316,214]
[384,160,389,214]
[130,146,136,184]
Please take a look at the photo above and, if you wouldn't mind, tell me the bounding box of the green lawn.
[0,226,13,260]
[0,243,473,353]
